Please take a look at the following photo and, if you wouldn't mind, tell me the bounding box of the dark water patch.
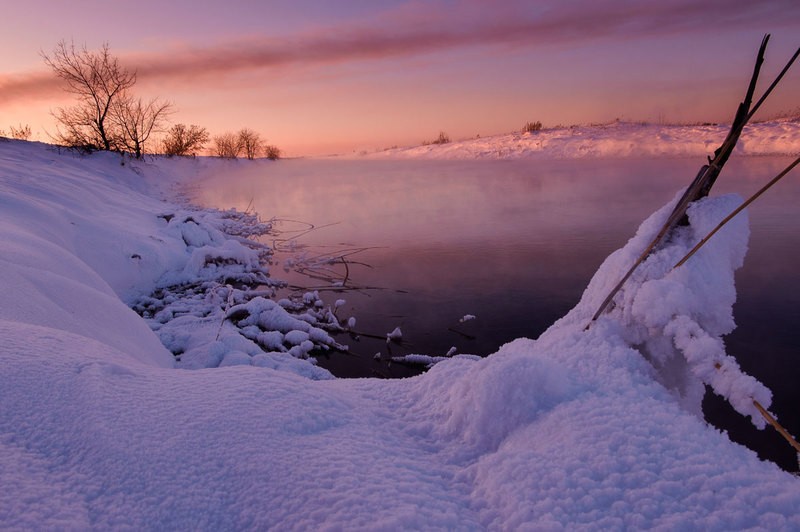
[191,156,800,471]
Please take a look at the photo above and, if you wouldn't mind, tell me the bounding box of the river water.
[190,155,799,471]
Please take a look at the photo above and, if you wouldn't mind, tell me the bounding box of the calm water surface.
[190,156,799,471]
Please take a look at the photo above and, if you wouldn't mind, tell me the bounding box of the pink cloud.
[1,0,796,105]
[133,0,797,79]
[0,72,62,104]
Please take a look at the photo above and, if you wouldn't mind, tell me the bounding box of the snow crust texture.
[2,139,799,530]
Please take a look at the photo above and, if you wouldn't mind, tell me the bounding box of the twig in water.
[271,220,342,250]
[348,330,389,341]
[448,327,476,340]
[340,256,350,287]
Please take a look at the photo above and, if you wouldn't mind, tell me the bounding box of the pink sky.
[1,0,798,156]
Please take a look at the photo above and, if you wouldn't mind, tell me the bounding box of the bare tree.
[237,128,263,160]
[111,94,172,158]
[42,40,136,151]
[162,124,209,156]
[213,132,242,159]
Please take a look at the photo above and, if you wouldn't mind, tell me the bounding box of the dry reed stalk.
[746,45,800,122]
[585,35,795,327]
[674,156,800,269]
[753,400,800,454]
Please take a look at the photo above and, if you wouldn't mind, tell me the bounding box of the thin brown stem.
[753,400,800,454]
[747,45,800,122]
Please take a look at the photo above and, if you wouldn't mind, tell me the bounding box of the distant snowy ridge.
[364,119,800,159]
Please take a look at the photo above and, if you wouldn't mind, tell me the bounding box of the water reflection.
[190,156,799,471]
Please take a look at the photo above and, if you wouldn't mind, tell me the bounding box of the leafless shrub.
[264,144,281,160]
[162,124,209,156]
[8,124,32,140]
[522,121,542,133]
[213,132,242,159]
[430,131,450,145]
[42,40,136,151]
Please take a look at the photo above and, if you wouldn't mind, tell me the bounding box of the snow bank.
[364,119,800,160]
[2,138,799,530]
[0,141,175,368]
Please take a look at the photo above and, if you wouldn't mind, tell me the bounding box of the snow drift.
[1,138,798,530]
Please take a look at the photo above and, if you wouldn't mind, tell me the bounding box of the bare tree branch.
[111,93,172,158]
[41,40,136,151]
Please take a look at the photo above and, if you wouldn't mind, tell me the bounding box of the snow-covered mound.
[1,139,798,529]
[365,119,800,159]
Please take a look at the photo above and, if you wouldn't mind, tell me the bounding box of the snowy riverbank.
[2,138,799,529]
[363,118,800,159]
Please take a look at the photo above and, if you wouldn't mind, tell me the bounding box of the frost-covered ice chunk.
[127,204,347,375]
[288,340,316,359]
[386,326,402,343]
[347,317,356,329]
[180,239,261,280]
[228,297,347,355]
[284,330,310,345]
[459,314,476,323]
[303,291,321,305]
[177,218,216,248]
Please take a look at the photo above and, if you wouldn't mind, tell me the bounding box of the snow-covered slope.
[1,139,798,529]
[0,141,175,368]
[365,119,800,159]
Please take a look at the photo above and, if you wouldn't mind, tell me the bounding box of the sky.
[0,0,799,156]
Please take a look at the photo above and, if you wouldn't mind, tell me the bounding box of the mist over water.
[190,156,800,471]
